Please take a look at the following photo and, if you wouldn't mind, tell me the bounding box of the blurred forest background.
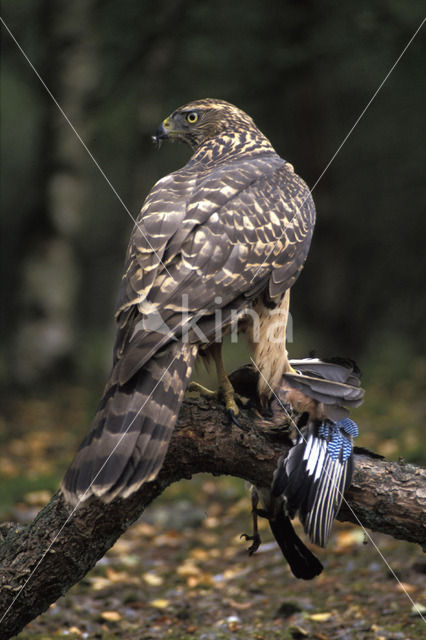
[1,0,425,507]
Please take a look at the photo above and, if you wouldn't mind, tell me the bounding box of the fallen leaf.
[133,521,157,537]
[190,548,209,561]
[222,566,248,580]
[411,602,426,616]
[154,615,174,624]
[143,571,164,586]
[150,599,170,609]
[336,529,365,549]
[227,599,253,610]
[204,516,219,528]
[177,562,201,577]
[228,620,241,631]
[187,572,214,587]
[308,612,333,622]
[100,610,121,622]
[396,581,417,593]
[88,576,111,591]
[106,567,134,583]
[154,532,183,547]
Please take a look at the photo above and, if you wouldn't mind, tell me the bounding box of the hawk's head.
[153,99,257,150]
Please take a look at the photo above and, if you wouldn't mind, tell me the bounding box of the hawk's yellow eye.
[186,112,198,124]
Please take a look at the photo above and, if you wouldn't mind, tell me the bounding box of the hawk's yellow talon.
[218,375,240,416]
[224,393,240,418]
[186,381,216,397]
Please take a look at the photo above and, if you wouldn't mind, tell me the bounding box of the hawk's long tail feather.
[272,418,358,547]
[61,341,198,504]
[268,509,323,579]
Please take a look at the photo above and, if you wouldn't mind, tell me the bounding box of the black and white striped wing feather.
[273,418,358,547]
[301,432,353,547]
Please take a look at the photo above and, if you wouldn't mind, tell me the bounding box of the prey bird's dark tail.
[268,508,323,580]
[244,485,323,580]
[61,341,198,504]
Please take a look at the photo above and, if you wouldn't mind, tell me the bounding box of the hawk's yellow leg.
[187,343,240,422]
[209,342,240,422]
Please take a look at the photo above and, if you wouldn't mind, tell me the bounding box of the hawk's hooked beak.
[152,117,172,147]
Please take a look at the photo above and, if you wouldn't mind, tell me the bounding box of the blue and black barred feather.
[273,417,359,547]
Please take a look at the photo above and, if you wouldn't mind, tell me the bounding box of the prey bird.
[61,99,315,504]
[242,357,364,578]
[273,357,363,547]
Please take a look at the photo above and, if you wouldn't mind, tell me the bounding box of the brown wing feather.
[115,155,314,378]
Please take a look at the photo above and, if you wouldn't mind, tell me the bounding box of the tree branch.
[0,393,425,638]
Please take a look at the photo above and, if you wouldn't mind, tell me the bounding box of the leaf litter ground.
[11,476,426,640]
[1,381,425,640]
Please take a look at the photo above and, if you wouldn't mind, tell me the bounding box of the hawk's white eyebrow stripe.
[250,16,426,282]
[0,16,173,280]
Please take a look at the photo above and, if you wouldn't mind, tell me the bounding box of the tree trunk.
[13,0,97,383]
[0,393,425,639]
